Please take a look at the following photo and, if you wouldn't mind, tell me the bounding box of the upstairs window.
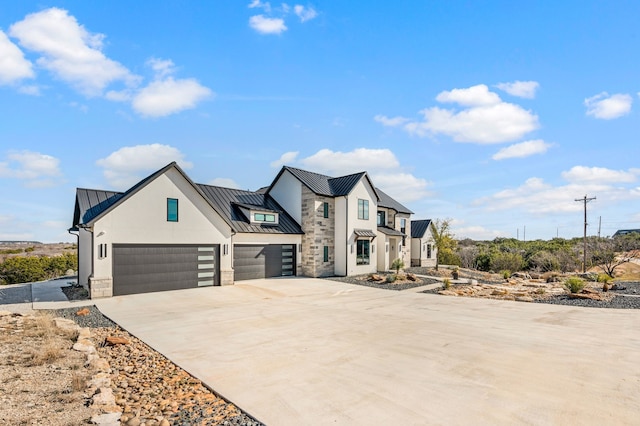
[400,218,406,234]
[358,199,369,220]
[377,211,385,226]
[323,202,329,218]
[254,213,276,223]
[167,198,179,222]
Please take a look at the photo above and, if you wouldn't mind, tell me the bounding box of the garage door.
[233,244,296,281]
[112,244,220,296]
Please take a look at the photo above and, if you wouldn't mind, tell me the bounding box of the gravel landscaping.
[46,306,263,426]
[325,273,439,291]
[422,281,640,309]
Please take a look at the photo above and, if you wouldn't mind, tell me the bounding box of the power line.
[575,195,596,273]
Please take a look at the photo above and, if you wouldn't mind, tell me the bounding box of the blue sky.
[1,1,639,243]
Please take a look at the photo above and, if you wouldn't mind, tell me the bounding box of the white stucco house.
[410,219,438,267]
[70,162,421,298]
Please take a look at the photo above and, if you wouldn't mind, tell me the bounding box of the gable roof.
[197,185,303,234]
[376,188,413,214]
[71,162,232,229]
[268,166,380,200]
[613,229,640,237]
[411,219,432,238]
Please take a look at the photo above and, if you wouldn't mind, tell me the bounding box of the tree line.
[431,219,640,277]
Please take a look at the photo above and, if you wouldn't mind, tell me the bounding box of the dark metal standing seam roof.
[377,226,405,237]
[354,228,377,238]
[278,166,380,199]
[376,188,413,215]
[73,188,123,227]
[197,184,303,234]
[411,219,432,238]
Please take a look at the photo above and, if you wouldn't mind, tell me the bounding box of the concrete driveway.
[96,278,640,425]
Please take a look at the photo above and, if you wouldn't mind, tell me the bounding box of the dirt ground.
[0,311,93,425]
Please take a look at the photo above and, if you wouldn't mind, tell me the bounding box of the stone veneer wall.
[300,186,335,277]
[89,276,113,298]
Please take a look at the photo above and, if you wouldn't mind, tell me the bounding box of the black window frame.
[167,198,179,222]
[377,211,385,226]
[356,240,370,265]
[323,245,329,262]
[323,202,329,218]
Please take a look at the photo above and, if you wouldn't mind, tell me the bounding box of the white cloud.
[270,151,299,168]
[208,178,240,189]
[17,84,40,95]
[275,147,432,203]
[384,84,539,144]
[132,77,213,117]
[585,92,632,119]
[249,15,287,34]
[147,57,176,79]
[248,0,271,12]
[374,114,409,127]
[9,8,137,96]
[492,139,551,160]
[0,150,62,187]
[96,144,193,189]
[495,81,539,99]
[299,148,400,175]
[0,30,34,85]
[561,166,637,184]
[435,84,501,106]
[294,5,318,22]
[473,166,640,214]
[453,225,507,240]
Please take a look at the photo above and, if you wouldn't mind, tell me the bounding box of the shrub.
[597,273,613,284]
[564,277,585,294]
[385,274,396,283]
[443,278,451,290]
[391,258,405,274]
[501,270,511,280]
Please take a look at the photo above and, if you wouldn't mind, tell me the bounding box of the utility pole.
[598,216,602,238]
[523,225,526,243]
[575,195,596,273]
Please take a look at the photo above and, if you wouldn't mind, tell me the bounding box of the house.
[410,219,437,267]
[613,229,640,237]
[71,162,416,298]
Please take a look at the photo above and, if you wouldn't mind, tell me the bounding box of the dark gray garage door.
[112,244,220,296]
[233,244,296,281]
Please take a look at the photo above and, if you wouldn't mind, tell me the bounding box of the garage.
[112,244,220,296]
[233,244,296,281]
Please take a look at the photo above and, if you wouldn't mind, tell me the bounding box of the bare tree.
[588,236,640,278]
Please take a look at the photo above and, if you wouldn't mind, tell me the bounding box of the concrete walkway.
[0,278,93,313]
[95,277,640,425]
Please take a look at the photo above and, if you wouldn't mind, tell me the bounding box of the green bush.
[391,258,405,274]
[597,273,613,284]
[443,278,451,290]
[0,252,77,285]
[501,270,511,280]
[564,277,585,294]
[386,274,397,283]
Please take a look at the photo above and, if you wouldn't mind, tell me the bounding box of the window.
[356,240,370,265]
[400,218,406,234]
[323,246,329,262]
[255,213,276,223]
[323,202,329,218]
[427,244,432,259]
[358,199,369,220]
[167,198,178,222]
[98,243,108,259]
[377,211,385,226]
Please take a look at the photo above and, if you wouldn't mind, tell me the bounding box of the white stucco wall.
[77,228,92,287]
[269,170,302,224]
[334,196,347,276]
[90,168,232,283]
[345,180,377,276]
